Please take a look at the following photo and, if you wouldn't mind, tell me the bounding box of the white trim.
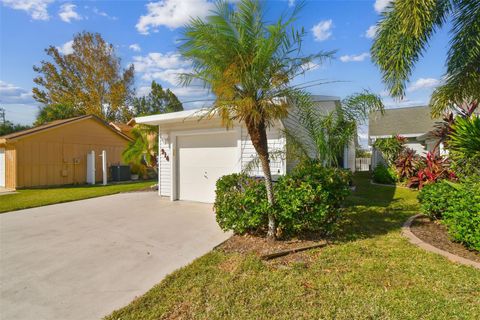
[135,108,211,125]
[370,133,426,139]
[169,126,241,201]
[158,126,162,196]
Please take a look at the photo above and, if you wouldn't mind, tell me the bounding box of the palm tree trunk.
[246,119,276,240]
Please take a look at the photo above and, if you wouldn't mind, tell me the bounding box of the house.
[368,105,440,168]
[135,96,356,203]
[0,115,132,189]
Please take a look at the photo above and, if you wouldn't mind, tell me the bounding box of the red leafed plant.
[395,148,419,180]
[406,152,456,189]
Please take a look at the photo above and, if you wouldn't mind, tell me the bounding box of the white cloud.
[57,40,74,55]
[365,25,378,39]
[136,0,215,34]
[311,20,333,42]
[1,0,53,20]
[288,0,295,7]
[0,80,35,104]
[129,44,141,52]
[132,52,191,85]
[339,52,370,62]
[92,7,117,20]
[58,3,82,23]
[301,61,320,72]
[407,78,440,92]
[374,0,393,13]
[170,86,209,98]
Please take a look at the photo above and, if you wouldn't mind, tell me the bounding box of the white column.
[101,150,107,185]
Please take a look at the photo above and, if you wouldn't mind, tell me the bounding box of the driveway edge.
[402,214,480,269]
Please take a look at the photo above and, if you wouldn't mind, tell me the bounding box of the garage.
[177,131,239,202]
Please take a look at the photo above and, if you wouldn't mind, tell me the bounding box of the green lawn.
[0,181,155,213]
[106,173,480,320]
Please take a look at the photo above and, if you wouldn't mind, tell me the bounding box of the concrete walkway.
[0,192,230,320]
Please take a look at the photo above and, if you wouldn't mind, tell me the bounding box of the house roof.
[0,115,132,143]
[135,95,341,126]
[369,106,440,138]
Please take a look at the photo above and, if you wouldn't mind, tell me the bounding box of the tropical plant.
[407,152,455,189]
[372,163,397,184]
[122,125,158,175]
[371,0,480,117]
[372,135,406,166]
[33,31,135,122]
[132,81,183,116]
[395,148,420,180]
[448,114,480,178]
[286,91,384,167]
[179,0,332,239]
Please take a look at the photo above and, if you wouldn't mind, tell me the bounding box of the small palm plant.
[179,0,332,239]
[286,91,384,167]
[122,125,159,176]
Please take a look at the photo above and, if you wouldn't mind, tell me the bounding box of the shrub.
[275,162,352,236]
[417,181,456,219]
[418,181,480,251]
[214,174,269,234]
[373,135,406,166]
[395,148,419,180]
[372,163,397,184]
[407,152,455,189]
[214,162,352,237]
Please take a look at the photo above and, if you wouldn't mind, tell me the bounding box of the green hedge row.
[214,162,352,237]
[418,181,480,251]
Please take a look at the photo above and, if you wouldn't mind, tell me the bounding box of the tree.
[33,31,135,123]
[179,0,332,239]
[0,121,31,136]
[123,82,183,175]
[35,104,79,125]
[371,0,480,117]
[132,81,183,116]
[286,91,384,167]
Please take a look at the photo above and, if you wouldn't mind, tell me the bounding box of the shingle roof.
[369,106,440,138]
[0,115,132,142]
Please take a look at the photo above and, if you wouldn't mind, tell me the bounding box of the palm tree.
[179,0,331,239]
[286,91,384,167]
[122,124,158,176]
[371,0,480,117]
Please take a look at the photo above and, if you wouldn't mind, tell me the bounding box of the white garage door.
[0,148,5,187]
[177,132,238,203]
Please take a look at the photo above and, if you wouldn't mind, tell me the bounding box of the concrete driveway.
[0,192,230,320]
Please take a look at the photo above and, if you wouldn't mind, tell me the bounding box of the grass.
[106,173,480,320]
[0,180,155,213]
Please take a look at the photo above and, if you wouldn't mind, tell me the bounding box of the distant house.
[0,115,132,189]
[135,95,357,203]
[368,105,441,168]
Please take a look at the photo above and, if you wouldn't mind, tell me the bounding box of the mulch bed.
[411,216,480,263]
[216,234,327,266]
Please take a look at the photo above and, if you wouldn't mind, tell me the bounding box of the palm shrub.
[179,0,331,239]
[448,115,480,179]
[372,135,406,167]
[286,91,384,167]
[122,125,158,175]
[371,0,480,117]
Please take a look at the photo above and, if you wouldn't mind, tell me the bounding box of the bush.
[418,181,480,251]
[417,181,456,219]
[214,174,269,234]
[372,163,397,184]
[214,162,352,237]
[275,163,352,236]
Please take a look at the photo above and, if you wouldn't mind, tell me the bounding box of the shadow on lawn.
[331,172,418,243]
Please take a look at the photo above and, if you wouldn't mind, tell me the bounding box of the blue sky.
[0,0,450,144]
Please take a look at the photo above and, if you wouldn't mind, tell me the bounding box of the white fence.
[355,157,371,172]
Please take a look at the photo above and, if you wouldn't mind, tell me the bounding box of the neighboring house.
[0,115,132,189]
[369,105,440,168]
[109,121,134,139]
[136,96,356,203]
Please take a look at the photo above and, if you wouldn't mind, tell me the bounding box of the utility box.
[110,165,131,182]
